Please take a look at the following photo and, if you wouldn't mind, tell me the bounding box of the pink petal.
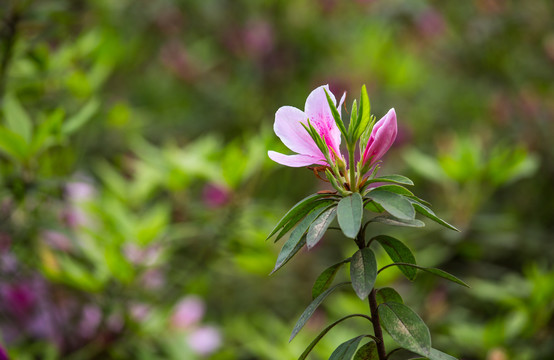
[304,85,342,154]
[274,106,321,156]
[268,151,326,167]
[362,108,397,166]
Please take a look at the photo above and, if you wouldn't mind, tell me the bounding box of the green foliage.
[337,193,364,238]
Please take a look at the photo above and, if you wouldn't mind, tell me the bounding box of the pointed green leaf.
[365,175,414,186]
[379,302,431,357]
[378,263,469,288]
[267,193,332,240]
[0,127,28,161]
[272,205,330,274]
[324,89,348,139]
[353,340,378,360]
[374,235,417,280]
[368,184,414,196]
[350,248,377,300]
[62,98,100,135]
[299,314,369,360]
[355,85,371,140]
[3,93,32,143]
[409,199,459,232]
[376,287,403,305]
[367,191,415,220]
[370,216,425,228]
[349,99,358,138]
[329,335,366,360]
[290,282,350,342]
[337,193,364,238]
[312,259,349,299]
[307,206,337,249]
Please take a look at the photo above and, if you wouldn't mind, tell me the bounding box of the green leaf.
[379,263,469,288]
[267,193,332,241]
[298,314,369,360]
[379,302,431,357]
[408,199,459,232]
[271,205,329,274]
[350,248,377,300]
[366,190,415,220]
[62,98,100,135]
[307,206,337,249]
[411,348,458,360]
[330,335,366,360]
[312,259,349,299]
[354,85,371,140]
[376,287,403,305]
[324,89,348,140]
[365,201,385,213]
[3,93,32,143]
[337,193,364,238]
[374,235,417,280]
[368,184,414,196]
[365,174,414,186]
[290,282,350,342]
[30,108,65,154]
[353,341,378,360]
[349,99,358,139]
[370,216,425,228]
[0,127,28,161]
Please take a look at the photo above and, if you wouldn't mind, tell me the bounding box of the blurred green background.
[0,0,553,359]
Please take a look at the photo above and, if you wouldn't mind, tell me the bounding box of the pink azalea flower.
[361,108,397,168]
[268,85,345,167]
[171,296,206,330]
[187,326,222,356]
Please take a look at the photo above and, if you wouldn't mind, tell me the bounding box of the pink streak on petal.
[304,85,342,155]
[362,108,397,166]
[274,106,321,157]
[268,151,326,167]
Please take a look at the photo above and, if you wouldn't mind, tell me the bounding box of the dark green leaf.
[337,193,364,238]
[290,282,350,342]
[379,263,469,288]
[329,335,365,360]
[298,314,369,360]
[365,175,414,186]
[312,259,349,299]
[307,206,337,249]
[62,98,100,135]
[370,216,425,228]
[350,248,377,300]
[3,93,32,143]
[374,235,417,280]
[368,184,414,196]
[266,193,331,241]
[366,191,415,220]
[409,199,459,232]
[272,205,329,273]
[379,302,431,357]
[376,287,403,305]
[353,341,378,360]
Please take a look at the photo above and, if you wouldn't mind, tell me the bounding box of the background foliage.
[0,0,552,359]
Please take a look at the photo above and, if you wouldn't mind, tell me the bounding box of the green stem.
[348,144,357,192]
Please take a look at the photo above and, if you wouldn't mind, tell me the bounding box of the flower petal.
[268,151,326,167]
[304,85,342,154]
[362,108,397,165]
[274,106,321,156]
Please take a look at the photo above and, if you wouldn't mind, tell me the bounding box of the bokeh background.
[0,0,553,359]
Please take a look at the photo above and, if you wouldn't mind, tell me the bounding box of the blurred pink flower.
[202,184,231,208]
[1,283,35,318]
[242,19,275,59]
[171,296,205,330]
[42,230,72,251]
[141,268,165,290]
[361,108,397,168]
[416,9,446,39]
[268,85,345,167]
[66,181,95,202]
[187,326,222,356]
[78,305,102,338]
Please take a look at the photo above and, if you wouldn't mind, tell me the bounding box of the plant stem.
[356,231,387,360]
[369,288,387,360]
